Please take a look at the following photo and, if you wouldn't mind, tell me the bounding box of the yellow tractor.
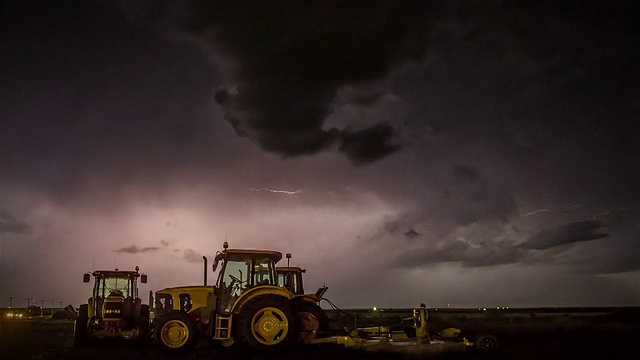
[152,242,299,354]
[74,266,149,346]
[277,253,329,343]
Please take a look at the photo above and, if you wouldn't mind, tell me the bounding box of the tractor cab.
[213,242,283,312]
[276,267,305,295]
[83,267,147,322]
[277,253,328,301]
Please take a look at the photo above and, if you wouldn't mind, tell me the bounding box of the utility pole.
[59,301,63,309]
[7,296,15,308]
[25,297,33,308]
[40,299,45,315]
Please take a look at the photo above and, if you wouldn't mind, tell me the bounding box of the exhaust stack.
[203,256,208,286]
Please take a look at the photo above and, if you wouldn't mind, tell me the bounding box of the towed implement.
[74,266,150,346]
[152,242,299,354]
[311,303,499,356]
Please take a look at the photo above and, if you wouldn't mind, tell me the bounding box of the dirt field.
[1,309,639,360]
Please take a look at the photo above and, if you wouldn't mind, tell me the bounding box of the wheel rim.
[251,306,289,345]
[479,337,497,350]
[160,319,189,348]
[299,312,319,343]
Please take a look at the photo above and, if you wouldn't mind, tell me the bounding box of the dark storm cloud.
[168,0,443,164]
[182,249,202,264]
[404,229,421,239]
[160,239,170,247]
[0,0,219,200]
[444,170,517,227]
[391,219,614,269]
[113,245,160,254]
[393,239,528,269]
[0,211,32,234]
[521,220,609,250]
[452,164,480,183]
[351,92,387,107]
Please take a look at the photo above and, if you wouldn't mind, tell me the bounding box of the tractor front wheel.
[154,311,198,354]
[235,295,299,352]
[73,304,89,347]
[136,305,150,344]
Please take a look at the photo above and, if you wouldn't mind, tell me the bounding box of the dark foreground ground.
[1,308,640,360]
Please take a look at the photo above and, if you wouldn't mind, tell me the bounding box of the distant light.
[373,306,377,311]
[506,306,509,309]
[482,308,487,311]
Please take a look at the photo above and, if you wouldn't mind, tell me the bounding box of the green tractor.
[277,253,329,343]
[74,266,149,346]
[152,242,300,354]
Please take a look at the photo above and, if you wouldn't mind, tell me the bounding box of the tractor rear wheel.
[235,295,299,352]
[298,302,329,343]
[154,311,198,354]
[74,304,89,347]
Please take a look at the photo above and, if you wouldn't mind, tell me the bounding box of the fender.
[296,294,321,304]
[88,297,95,319]
[231,285,294,314]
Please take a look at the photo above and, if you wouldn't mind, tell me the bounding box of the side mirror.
[83,273,90,283]
[140,274,148,283]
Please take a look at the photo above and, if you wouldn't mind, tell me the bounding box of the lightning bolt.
[519,205,580,217]
[589,207,629,220]
[248,188,301,195]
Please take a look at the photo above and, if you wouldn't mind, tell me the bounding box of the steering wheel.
[228,274,246,296]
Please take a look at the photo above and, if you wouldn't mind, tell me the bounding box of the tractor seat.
[109,289,124,297]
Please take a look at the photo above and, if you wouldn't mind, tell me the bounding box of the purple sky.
[1,0,638,308]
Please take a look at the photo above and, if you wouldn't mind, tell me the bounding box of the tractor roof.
[276,267,305,273]
[92,270,140,277]
[224,249,282,262]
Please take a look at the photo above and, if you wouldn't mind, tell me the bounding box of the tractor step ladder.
[214,314,233,339]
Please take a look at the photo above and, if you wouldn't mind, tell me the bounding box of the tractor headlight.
[7,313,13,318]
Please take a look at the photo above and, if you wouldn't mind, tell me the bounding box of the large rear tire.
[235,295,299,352]
[74,304,89,348]
[298,302,329,343]
[154,311,198,354]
